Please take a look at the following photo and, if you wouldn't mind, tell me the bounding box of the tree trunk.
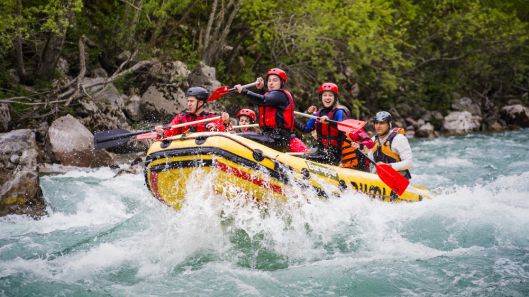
[36,32,67,81]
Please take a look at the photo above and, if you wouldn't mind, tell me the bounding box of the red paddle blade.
[337,119,367,133]
[375,163,410,196]
[136,132,158,140]
[207,86,229,102]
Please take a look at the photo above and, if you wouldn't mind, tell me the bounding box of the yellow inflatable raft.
[144,132,431,210]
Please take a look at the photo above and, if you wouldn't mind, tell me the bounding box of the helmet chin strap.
[194,100,205,114]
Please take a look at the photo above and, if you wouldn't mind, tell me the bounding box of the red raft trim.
[216,161,283,194]
[149,171,163,201]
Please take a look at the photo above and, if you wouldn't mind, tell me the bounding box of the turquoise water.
[1,129,528,296]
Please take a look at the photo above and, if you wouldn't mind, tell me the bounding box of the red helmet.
[318,83,339,96]
[237,109,257,122]
[265,68,287,82]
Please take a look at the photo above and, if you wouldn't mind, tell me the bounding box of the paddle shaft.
[230,82,258,92]
[294,111,365,131]
[232,124,259,129]
[136,116,222,140]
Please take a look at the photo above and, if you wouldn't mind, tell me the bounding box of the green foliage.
[0,0,528,119]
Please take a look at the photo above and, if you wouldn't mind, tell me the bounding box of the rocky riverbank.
[1,59,528,218]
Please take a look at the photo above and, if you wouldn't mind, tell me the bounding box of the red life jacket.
[316,105,350,147]
[258,89,295,131]
[163,111,224,138]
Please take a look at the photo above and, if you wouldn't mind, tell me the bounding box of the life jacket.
[258,89,295,131]
[315,105,350,147]
[164,111,224,138]
[341,140,369,172]
[372,127,411,179]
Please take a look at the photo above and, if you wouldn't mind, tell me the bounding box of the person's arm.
[242,89,288,107]
[333,110,347,122]
[162,115,183,138]
[303,118,316,132]
[389,134,413,171]
[205,112,230,132]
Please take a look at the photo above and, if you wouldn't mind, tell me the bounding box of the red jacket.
[163,111,227,138]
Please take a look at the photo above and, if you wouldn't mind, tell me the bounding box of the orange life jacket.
[372,127,411,179]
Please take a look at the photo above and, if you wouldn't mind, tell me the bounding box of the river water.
[1,129,528,296]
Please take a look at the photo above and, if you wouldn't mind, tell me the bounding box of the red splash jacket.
[162,111,227,138]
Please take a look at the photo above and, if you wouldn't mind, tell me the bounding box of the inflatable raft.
[144,132,431,210]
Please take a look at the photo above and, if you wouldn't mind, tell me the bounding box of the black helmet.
[373,111,392,123]
[186,87,209,101]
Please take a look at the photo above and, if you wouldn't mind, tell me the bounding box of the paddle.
[232,124,259,129]
[356,149,410,196]
[94,116,221,149]
[294,111,366,134]
[207,82,258,102]
[134,116,222,141]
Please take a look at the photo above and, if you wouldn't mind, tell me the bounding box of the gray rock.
[0,103,11,132]
[124,94,142,121]
[405,117,418,128]
[8,69,20,83]
[443,111,482,135]
[140,85,186,121]
[483,117,506,132]
[188,62,222,92]
[91,67,108,78]
[148,60,190,86]
[507,99,522,105]
[48,115,116,167]
[56,57,69,76]
[415,123,437,138]
[0,129,46,218]
[77,78,130,131]
[500,104,529,127]
[452,97,482,116]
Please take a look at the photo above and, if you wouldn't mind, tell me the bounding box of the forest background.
[1,0,528,121]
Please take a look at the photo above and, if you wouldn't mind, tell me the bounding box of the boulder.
[483,117,506,132]
[188,62,222,92]
[421,110,444,130]
[500,104,529,127]
[415,122,437,138]
[143,60,190,90]
[48,115,116,167]
[405,117,418,129]
[124,94,142,121]
[77,77,130,131]
[0,129,46,218]
[442,111,482,135]
[0,103,11,132]
[140,85,187,121]
[452,97,482,116]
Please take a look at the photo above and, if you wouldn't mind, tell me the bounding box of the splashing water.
[1,130,528,296]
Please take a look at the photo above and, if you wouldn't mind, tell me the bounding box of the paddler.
[236,108,259,133]
[155,86,230,138]
[301,82,351,165]
[234,68,297,152]
[368,111,412,179]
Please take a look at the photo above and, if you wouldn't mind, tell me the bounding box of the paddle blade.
[375,163,410,196]
[94,128,134,150]
[136,132,158,140]
[337,119,367,133]
[207,86,229,102]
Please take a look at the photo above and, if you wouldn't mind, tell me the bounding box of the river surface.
[1,129,528,296]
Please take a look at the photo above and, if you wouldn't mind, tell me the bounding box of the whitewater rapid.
[1,129,528,296]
